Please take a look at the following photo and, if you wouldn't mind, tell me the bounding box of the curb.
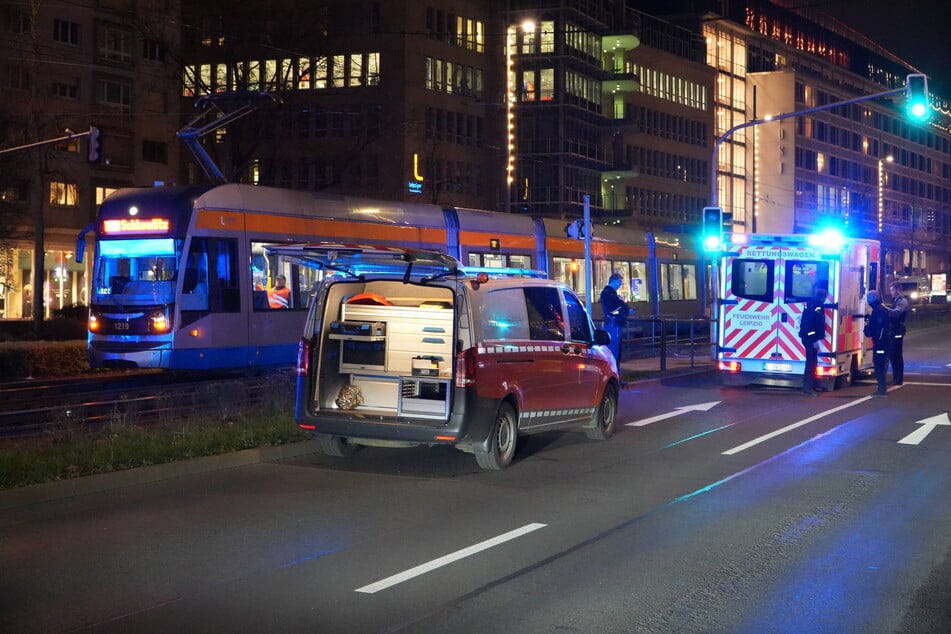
[0,439,321,512]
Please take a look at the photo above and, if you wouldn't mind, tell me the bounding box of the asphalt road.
[2,323,950,633]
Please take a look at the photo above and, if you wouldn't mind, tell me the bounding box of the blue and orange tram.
[79,183,701,370]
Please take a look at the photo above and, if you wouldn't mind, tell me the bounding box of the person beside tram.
[268,275,291,309]
[599,272,634,362]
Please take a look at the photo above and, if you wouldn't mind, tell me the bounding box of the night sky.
[818,0,951,88]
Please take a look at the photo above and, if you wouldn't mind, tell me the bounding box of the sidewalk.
[620,352,716,382]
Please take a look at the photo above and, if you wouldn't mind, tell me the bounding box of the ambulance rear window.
[731,259,773,302]
[786,260,830,302]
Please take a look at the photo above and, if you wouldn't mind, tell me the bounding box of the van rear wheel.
[475,403,517,470]
[318,435,358,457]
[585,384,617,440]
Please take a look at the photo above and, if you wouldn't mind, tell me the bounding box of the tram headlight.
[149,309,170,333]
[88,313,100,332]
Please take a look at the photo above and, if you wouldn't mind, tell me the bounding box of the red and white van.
[268,243,620,470]
[715,232,880,391]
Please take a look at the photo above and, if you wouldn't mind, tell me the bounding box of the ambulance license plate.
[764,362,794,373]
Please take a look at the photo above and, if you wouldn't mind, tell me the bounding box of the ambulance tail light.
[719,360,741,373]
[815,366,836,378]
[297,337,311,376]
[455,348,477,387]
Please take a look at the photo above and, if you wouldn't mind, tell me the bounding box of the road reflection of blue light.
[663,424,733,449]
[280,546,349,569]
[671,418,870,507]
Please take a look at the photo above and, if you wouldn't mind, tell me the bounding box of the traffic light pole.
[710,83,907,207]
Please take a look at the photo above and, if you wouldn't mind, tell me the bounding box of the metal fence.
[619,316,714,371]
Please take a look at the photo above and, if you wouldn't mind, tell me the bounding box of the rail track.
[0,370,296,439]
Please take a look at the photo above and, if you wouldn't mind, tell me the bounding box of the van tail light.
[719,360,741,373]
[455,348,477,387]
[297,337,311,376]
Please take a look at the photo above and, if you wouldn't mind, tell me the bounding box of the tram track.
[0,370,296,439]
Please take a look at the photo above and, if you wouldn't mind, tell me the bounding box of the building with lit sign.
[0,0,182,322]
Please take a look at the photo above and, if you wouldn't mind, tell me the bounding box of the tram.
[78,183,702,370]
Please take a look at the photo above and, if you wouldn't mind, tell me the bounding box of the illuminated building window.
[49,182,78,206]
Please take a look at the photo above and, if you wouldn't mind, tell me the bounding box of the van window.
[562,289,593,342]
[482,288,530,340]
[786,260,830,302]
[525,287,565,341]
[731,259,773,302]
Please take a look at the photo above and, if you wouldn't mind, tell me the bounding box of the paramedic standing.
[600,273,633,362]
[268,275,291,309]
[865,290,892,396]
[798,281,828,396]
[883,281,909,385]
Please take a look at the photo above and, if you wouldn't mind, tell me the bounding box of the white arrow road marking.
[355,523,546,594]
[898,412,951,445]
[627,401,721,427]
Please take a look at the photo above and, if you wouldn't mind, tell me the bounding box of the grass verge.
[0,413,310,490]
[0,372,311,490]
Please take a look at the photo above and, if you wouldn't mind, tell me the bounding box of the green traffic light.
[905,73,930,121]
[701,206,723,252]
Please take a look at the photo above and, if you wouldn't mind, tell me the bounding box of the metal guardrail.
[620,316,714,372]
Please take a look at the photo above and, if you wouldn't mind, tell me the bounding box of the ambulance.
[715,231,880,391]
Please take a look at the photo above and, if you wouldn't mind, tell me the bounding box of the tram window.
[181,238,209,311]
[466,252,533,270]
[682,264,697,300]
[552,257,586,298]
[630,263,647,301]
[731,259,773,302]
[251,241,316,311]
[212,238,240,313]
[667,264,684,300]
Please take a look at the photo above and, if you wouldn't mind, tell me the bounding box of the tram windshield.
[93,238,182,305]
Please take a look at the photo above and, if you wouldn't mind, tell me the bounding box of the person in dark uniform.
[798,281,828,396]
[883,281,909,385]
[599,273,633,362]
[864,290,892,396]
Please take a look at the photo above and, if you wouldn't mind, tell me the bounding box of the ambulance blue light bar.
[807,228,845,253]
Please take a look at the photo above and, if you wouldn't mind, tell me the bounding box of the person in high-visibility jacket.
[268,275,291,309]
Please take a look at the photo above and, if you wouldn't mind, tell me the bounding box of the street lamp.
[877,155,893,233]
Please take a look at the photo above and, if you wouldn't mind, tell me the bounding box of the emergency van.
[715,231,880,391]
[268,243,620,470]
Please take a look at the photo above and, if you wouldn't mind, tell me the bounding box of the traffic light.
[565,219,585,239]
[906,74,930,121]
[87,125,101,162]
[702,206,723,252]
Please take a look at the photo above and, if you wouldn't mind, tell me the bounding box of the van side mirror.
[593,329,611,346]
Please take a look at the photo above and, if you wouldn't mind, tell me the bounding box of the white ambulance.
[715,231,880,391]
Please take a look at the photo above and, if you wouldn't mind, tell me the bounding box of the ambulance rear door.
[718,242,833,378]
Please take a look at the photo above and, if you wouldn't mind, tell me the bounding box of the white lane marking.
[722,395,874,455]
[898,412,951,445]
[626,401,721,427]
[355,523,547,594]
